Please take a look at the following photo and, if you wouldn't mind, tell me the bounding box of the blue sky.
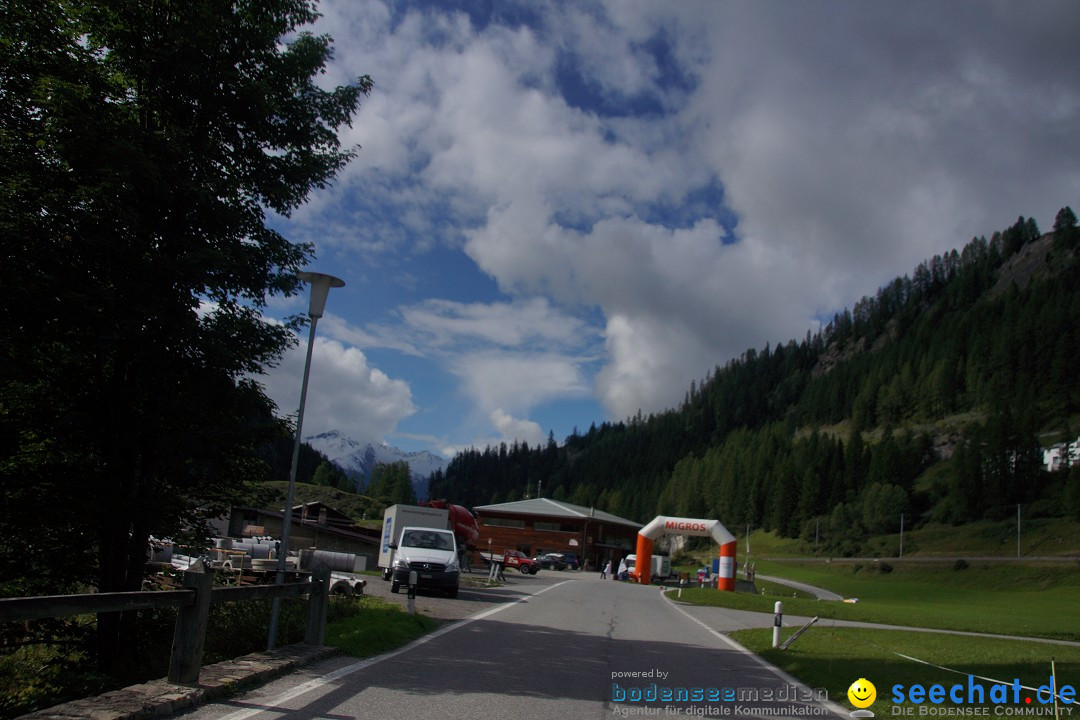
[258,0,1080,458]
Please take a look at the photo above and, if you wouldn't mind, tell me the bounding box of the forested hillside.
[429,210,1080,552]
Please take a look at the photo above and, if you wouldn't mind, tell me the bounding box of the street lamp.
[267,271,344,651]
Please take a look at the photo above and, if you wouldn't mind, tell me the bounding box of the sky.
[257,0,1080,459]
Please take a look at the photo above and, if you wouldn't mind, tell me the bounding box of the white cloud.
[451,351,590,419]
[285,0,1080,442]
[319,299,596,437]
[456,1,1080,418]
[680,2,1080,305]
[398,297,586,349]
[258,333,416,443]
[490,408,545,447]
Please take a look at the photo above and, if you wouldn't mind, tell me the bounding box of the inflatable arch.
[632,516,737,591]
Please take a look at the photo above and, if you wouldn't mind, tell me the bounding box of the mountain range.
[304,430,448,499]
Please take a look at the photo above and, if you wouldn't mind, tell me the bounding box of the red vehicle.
[502,549,540,575]
[424,499,480,549]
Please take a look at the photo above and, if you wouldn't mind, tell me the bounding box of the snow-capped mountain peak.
[304,431,447,499]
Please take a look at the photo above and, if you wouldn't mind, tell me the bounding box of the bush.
[0,627,110,720]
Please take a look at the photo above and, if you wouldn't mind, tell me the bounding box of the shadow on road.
[227,617,841,717]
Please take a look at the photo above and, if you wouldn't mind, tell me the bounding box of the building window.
[535,521,578,532]
[481,517,525,528]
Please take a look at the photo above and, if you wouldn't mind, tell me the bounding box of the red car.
[502,549,540,574]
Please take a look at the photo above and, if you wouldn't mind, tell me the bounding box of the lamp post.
[267,271,344,651]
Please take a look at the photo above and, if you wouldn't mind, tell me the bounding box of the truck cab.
[389,526,460,598]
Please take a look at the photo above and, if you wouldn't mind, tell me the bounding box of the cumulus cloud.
[258,333,416,442]
[282,0,1080,441]
[681,2,1080,306]
[451,351,590,420]
[316,300,595,445]
[490,409,545,448]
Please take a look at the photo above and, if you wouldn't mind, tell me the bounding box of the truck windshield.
[401,530,451,550]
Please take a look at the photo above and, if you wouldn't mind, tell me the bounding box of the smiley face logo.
[847,678,876,708]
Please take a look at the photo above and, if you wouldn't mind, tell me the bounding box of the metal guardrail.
[0,560,331,685]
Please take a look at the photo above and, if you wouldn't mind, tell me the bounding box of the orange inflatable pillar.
[716,540,737,591]
[634,535,654,584]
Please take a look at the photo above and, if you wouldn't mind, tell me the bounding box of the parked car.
[561,552,581,570]
[535,553,568,570]
[503,549,540,574]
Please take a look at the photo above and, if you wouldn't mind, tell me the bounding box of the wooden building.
[473,498,641,571]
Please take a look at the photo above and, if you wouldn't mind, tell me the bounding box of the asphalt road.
[177,573,846,720]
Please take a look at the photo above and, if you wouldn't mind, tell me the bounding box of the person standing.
[600,559,611,579]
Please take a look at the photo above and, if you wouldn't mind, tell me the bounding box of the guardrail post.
[304,564,330,646]
[168,559,213,685]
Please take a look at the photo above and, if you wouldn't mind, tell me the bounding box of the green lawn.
[670,554,1080,714]
[672,559,1080,640]
[731,626,1080,713]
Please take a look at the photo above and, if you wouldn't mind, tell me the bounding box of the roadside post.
[772,601,783,648]
[407,570,417,615]
[303,564,330,646]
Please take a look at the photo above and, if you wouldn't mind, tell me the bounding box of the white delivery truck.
[379,504,450,580]
[388,526,460,598]
[626,553,672,582]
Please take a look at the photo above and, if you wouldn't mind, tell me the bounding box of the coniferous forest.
[428,210,1080,554]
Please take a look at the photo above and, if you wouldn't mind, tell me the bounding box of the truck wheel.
[447,587,458,598]
[331,581,353,597]
[390,580,400,593]
[519,565,531,574]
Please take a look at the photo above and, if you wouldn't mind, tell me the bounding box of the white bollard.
[772,601,783,648]
[407,570,418,615]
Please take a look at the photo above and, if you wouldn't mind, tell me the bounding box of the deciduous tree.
[0,0,370,670]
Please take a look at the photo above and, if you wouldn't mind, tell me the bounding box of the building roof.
[473,498,642,529]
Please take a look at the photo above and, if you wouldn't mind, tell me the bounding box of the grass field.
[670,540,1080,714]
[730,626,1080,713]
[672,559,1080,640]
